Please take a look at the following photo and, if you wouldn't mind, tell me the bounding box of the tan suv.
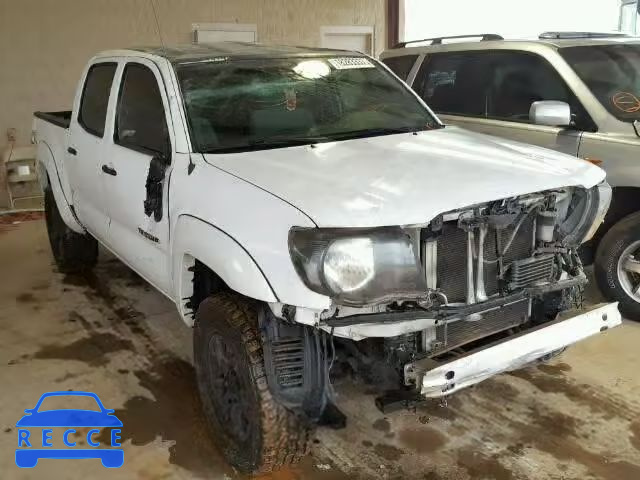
[381,32,640,319]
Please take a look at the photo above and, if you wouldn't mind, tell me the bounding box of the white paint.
[403,0,622,42]
[323,317,438,341]
[205,127,604,228]
[416,302,622,397]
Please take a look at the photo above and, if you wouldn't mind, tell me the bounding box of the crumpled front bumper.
[406,302,621,398]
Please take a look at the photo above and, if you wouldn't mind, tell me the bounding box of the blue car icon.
[16,391,123,468]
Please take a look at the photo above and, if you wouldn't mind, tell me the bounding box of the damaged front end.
[266,183,617,411]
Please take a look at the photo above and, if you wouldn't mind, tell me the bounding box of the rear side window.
[78,63,117,137]
[115,63,169,155]
[382,55,419,80]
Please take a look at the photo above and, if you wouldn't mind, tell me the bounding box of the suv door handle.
[67,147,77,155]
[101,165,117,176]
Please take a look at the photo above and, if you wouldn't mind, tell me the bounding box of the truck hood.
[203,126,605,227]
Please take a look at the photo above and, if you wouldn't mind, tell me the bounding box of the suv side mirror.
[529,101,572,127]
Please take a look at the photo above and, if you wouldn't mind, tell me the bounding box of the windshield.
[561,44,640,122]
[176,56,439,153]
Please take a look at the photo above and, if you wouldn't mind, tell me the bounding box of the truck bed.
[34,111,71,129]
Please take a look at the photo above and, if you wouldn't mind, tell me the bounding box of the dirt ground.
[1,218,640,480]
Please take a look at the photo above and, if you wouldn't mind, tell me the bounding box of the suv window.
[78,63,117,137]
[561,44,640,123]
[115,63,169,155]
[416,51,595,131]
[382,55,419,80]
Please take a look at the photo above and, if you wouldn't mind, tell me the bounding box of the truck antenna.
[149,0,166,54]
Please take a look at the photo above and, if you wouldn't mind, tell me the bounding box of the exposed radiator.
[435,213,535,302]
[431,299,529,354]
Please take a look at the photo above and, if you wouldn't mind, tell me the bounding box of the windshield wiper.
[203,135,330,154]
[202,125,441,154]
[328,124,442,141]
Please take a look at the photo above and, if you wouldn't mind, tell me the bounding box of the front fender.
[172,215,277,322]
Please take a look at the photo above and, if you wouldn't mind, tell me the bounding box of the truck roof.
[382,36,640,58]
[100,42,363,65]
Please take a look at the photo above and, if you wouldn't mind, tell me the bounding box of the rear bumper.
[406,302,621,397]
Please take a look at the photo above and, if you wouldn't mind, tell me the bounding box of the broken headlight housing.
[289,227,426,305]
[557,182,611,245]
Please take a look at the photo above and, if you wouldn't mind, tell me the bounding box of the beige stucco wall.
[0,0,386,150]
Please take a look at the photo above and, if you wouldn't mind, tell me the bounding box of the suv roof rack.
[394,34,503,49]
[539,31,632,40]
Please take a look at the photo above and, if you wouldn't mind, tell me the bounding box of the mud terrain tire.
[193,292,311,473]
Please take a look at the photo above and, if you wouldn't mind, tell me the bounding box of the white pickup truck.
[34,43,621,473]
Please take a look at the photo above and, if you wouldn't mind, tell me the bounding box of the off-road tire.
[193,292,312,474]
[594,212,640,320]
[44,186,98,273]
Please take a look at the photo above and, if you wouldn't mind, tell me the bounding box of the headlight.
[557,182,611,245]
[289,227,426,305]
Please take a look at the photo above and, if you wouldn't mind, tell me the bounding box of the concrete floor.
[1,217,640,480]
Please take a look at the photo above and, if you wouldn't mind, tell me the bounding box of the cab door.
[411,50,596,156]
[102,59,174,294]
[67,61,119,240]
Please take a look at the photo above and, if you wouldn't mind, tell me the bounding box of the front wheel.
[594,212,640,320]
[193,292,312,474]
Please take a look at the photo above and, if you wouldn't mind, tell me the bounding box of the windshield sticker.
[285,88,297,111]
[612,92,640,113]
[328,57,375,70]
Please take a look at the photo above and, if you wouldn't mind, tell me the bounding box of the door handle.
[67,147,77,155]
[101,165,117,176]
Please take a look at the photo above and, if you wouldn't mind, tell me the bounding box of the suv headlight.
[289,227,426,306]
[557,182,611,245]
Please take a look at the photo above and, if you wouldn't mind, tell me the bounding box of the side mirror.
[529,101,572,127]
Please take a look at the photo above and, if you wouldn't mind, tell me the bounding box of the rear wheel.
[594,212,640,320]
[44,186,97,273]
[193,292,311,474]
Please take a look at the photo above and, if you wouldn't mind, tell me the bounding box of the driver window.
[115,63,170,155]
[489,52,568,120]
[417,50,595,131]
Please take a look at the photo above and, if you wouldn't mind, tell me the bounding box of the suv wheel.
[193,292,311,473]
[44,185,98,273]
[594,212,640,320]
